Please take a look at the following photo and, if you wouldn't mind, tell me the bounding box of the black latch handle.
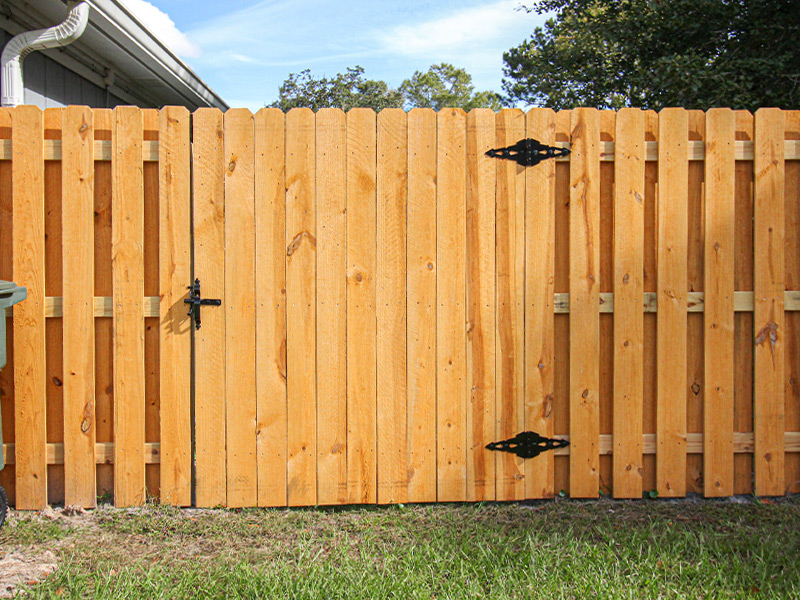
[486,138,570,167]
[184,278,221,330]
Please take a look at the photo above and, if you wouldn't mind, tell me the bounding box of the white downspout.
[1,2,90,107]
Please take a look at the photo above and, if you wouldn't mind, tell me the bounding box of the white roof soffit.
[0,0,227,110]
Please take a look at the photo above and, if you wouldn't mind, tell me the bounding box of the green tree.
[270,66,404,111]
[503,0,800,110]
[399,63,504,110]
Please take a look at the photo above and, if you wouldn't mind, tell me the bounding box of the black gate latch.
[486,138,569,167]
[486,431,569,459]
[184,278,221,330]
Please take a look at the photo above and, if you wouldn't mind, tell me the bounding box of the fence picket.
[569,108,600,498]
[224,109,257,508]
[255,108,288,507]
[656,108,688,497]
[158,106,191,506]
[703,109,736,497]
[346,109,377,504]
[406,109,437,503]
[112,106,145,506]
[612,108,645,498]
[436,109,467,502]
[12,106,48,509]
[523,108,556,499]
[495,109,525,501]
[465,108,496,501]
[377,109,408,504]
[285,109,316,506]
[62,106,96,507]
[753,108,785,496]
[315,108,347,505]
[192,108,227,507]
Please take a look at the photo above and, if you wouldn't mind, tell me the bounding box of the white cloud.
[120,0,202,58]
[378,0,525,57]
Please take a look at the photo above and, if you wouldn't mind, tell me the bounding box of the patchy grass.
[2,497,798,599]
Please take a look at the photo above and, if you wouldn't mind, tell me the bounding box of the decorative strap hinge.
[486,138,569,167]
[486,431,569,459]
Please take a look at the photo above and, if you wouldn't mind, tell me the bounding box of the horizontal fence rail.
[0,105,798,509]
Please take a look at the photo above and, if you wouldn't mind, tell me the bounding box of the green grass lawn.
[0,497,798,599]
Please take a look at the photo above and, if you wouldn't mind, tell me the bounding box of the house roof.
[0,0,227,110]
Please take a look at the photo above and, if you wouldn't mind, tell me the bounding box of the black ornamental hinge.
[486,138,569,167]
[486,431,569,459]
[184,278,221,330]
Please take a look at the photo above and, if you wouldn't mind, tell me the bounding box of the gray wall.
[1,28,125,108]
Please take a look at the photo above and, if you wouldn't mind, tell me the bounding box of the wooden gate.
[1,106,799,509]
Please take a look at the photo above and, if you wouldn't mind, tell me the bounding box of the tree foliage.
[503,0,800,110]
[271,64,502,111]
[270,67,404,112]
[399,63,503,111]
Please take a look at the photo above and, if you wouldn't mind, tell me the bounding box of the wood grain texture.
[157,107,191,506]
[91,109,113,501]
[656,108,688,497]
[224,109,257,508]
[112,106,145,507]
[0,108,14,504]
[43,108,64,506]
[12,106,48,509]
[495,109,526,500]
[436,109,467,502]
[753,108,784,496]
[61,106,96,508]
[285,108,316,506]
[346,109,377,504]
[784,111,800,494]
[703,109,735,497]
[612,108,645,498]
[733,110,754,495]
[523,109,556,499]
[377,109,408,504]
[192,108,227,507]
[406,109,437,503]
[568,108,600,498]
[315,108,347,505]
[466,108,495,501]
[255,108,287,507]
[553,109,571,496]
[142,109,160,502]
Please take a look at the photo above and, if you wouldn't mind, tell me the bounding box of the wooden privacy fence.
[0,105,798,509]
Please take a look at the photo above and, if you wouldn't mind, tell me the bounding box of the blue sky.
[122,0,549,110]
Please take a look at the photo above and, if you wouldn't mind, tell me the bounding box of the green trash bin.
[0,279,26,526]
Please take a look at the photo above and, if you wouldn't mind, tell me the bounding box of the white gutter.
[1,2,90,107]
